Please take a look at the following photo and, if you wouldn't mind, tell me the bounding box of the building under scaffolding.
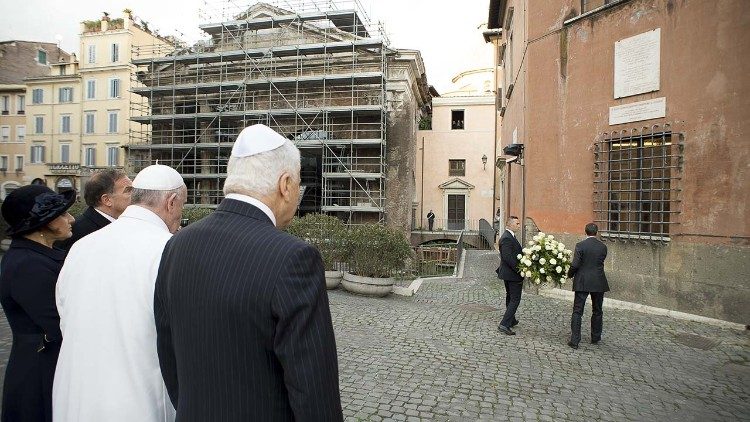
[128,0,431,226]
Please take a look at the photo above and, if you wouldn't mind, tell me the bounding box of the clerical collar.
[94,207,116,222]
[225,194,277,227]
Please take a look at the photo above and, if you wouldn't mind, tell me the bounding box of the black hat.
[2,185,76,237]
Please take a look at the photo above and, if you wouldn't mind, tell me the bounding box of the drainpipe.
[420,135,425,230]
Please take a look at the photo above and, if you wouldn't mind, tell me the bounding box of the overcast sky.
[0,0,493,92]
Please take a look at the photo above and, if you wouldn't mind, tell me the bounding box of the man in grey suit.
[567,223,610,349]
[154,124,342,421]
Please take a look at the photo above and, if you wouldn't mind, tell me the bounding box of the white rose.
[524,259,532,266]
[548,235,555,240]
[538,232,545,237]
[534,245,542,251]
[550,258,557,265]
[546,276,552,281]
[556,266,562,273]
[525,271,532,278]
[557,253,563,259]
[540,268,545,274]
[522,248,530,254]
[545,244,552,250]
[517,254,522,260]
[560,278,566,284]
[534,278,541,284]
[557,243,564,251]
[539,258,546,265]
[528,240,535,246]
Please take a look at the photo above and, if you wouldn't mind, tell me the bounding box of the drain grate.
[673,333,721,350]
[458,303,499,313]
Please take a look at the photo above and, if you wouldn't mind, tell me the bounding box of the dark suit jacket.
[54,206,111,252]
[567,237,610,293]
[154,199,342,422]
[0,238,64,422]
[497,229,523,282]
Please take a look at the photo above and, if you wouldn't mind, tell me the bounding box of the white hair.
[223,140,301,197]
[131,186,186,207]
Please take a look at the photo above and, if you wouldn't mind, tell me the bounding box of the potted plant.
[286,213,347,289]
[342,224,412,297]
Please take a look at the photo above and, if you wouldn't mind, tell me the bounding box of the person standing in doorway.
[426,210,435,231]
[497,216,523,335]
[567,223,610,349]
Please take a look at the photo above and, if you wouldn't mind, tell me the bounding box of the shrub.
[286,213,347,271]
[346,224,412,278]
[182,207,213,224]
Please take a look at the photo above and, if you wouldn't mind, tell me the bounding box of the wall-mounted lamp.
[482,154,488,170]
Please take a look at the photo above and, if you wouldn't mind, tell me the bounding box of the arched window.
[1,182,20,200]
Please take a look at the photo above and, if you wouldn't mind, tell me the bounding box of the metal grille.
[593,125,683,241]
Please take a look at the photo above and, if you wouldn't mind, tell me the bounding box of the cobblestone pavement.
[0,250,748,420]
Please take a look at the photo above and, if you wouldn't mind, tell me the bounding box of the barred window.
[449,159,465,177]
[593,126,683,241]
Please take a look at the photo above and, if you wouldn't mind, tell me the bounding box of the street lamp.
[502,143,526,244]
[481,154,488,170]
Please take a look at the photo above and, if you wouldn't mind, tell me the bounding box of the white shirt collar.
[225,193,277,227]
[505,228,516,238]
[94,207,116,223]
[118,205,170,233]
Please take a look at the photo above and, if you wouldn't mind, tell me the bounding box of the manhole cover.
[458,303,499,313]
[673,333,721,350]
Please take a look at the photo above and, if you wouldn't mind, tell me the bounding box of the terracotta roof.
[0,40,72,85]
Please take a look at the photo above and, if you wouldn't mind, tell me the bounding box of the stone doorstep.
[538,287,747,331]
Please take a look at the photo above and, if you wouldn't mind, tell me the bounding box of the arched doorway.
[1,181,20,200]
[56,177,74,194]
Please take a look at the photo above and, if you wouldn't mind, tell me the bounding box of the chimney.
[101,19,109,31]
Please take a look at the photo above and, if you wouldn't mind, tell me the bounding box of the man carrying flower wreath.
[496,216,523,335]
[567,223,610,349]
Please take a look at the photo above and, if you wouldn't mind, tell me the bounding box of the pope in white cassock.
[53,164,187,422]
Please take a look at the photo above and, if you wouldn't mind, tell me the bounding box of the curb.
[538,288,747,331]
[393,250,467,297]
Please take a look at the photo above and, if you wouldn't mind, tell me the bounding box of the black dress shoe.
[498,325,516,335]
[567,341,579,349]
[511,319,519,327]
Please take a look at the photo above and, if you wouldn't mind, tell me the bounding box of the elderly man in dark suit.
[567,223,610,349]
[55,169,132,251]
[497,215,523,335]
[154,124,342,421]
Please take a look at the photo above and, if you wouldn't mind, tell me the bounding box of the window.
[0,156,7,171]
[17,95,25,114]
[0,126,9,142]
[30,145,45,163]
[85,112,95,134]
[15,156,23,171]
[35,116,44,134]
[32,89,43,104]
[108,111,118,133]
[109,79,120,98]
[593,127,683,240]
[449,159,466,177]
[60,65,66,75]
[87,80,96,99]
[582,0,618,13]
[88,45,96,64]
[38,49,47,65]
[451,110,465,130]
[84,146,96,166]
[60,144,70,163]
[59,87,73,103]
[61,115,71,134]
[111,43,119,62]
[1,96,8,114]
[107,145,119,166]
[16,125,25,142]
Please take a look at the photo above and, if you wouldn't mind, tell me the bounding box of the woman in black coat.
[0,185,75,422]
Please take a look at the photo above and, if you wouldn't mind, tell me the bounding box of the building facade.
[0,41,70,198]
[415,69,497,232]
[487,0,750,323]
[128,0,431,230]
[23,11,170,193]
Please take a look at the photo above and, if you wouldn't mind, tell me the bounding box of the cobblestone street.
[0,250,748,420]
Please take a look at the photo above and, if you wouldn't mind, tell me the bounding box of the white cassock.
[53,205,176,422]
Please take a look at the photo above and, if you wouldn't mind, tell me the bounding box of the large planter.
[325,270,343,290]
[342,272,393,297]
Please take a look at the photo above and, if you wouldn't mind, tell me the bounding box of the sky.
[0,0,493,93]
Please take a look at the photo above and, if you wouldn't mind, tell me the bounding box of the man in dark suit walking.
[55,169,132,251]
[154,124,342,421]
[497,216,523,335]
[567,223,610,349]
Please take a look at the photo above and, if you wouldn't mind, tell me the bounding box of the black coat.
[497,229,523,282]
[155,199,343,421]
[54,206,110,252]
[0,238,64,422]
[568,237,610,293]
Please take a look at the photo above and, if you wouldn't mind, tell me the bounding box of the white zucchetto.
[132,164,184,190]
[231,124,287,158]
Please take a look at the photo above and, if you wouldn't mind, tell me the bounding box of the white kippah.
[132,164,184,190]
[231,124,286,158]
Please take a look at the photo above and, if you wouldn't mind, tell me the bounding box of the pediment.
[438,178,475,190]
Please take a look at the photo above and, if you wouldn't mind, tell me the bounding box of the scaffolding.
[129,0,390,223]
